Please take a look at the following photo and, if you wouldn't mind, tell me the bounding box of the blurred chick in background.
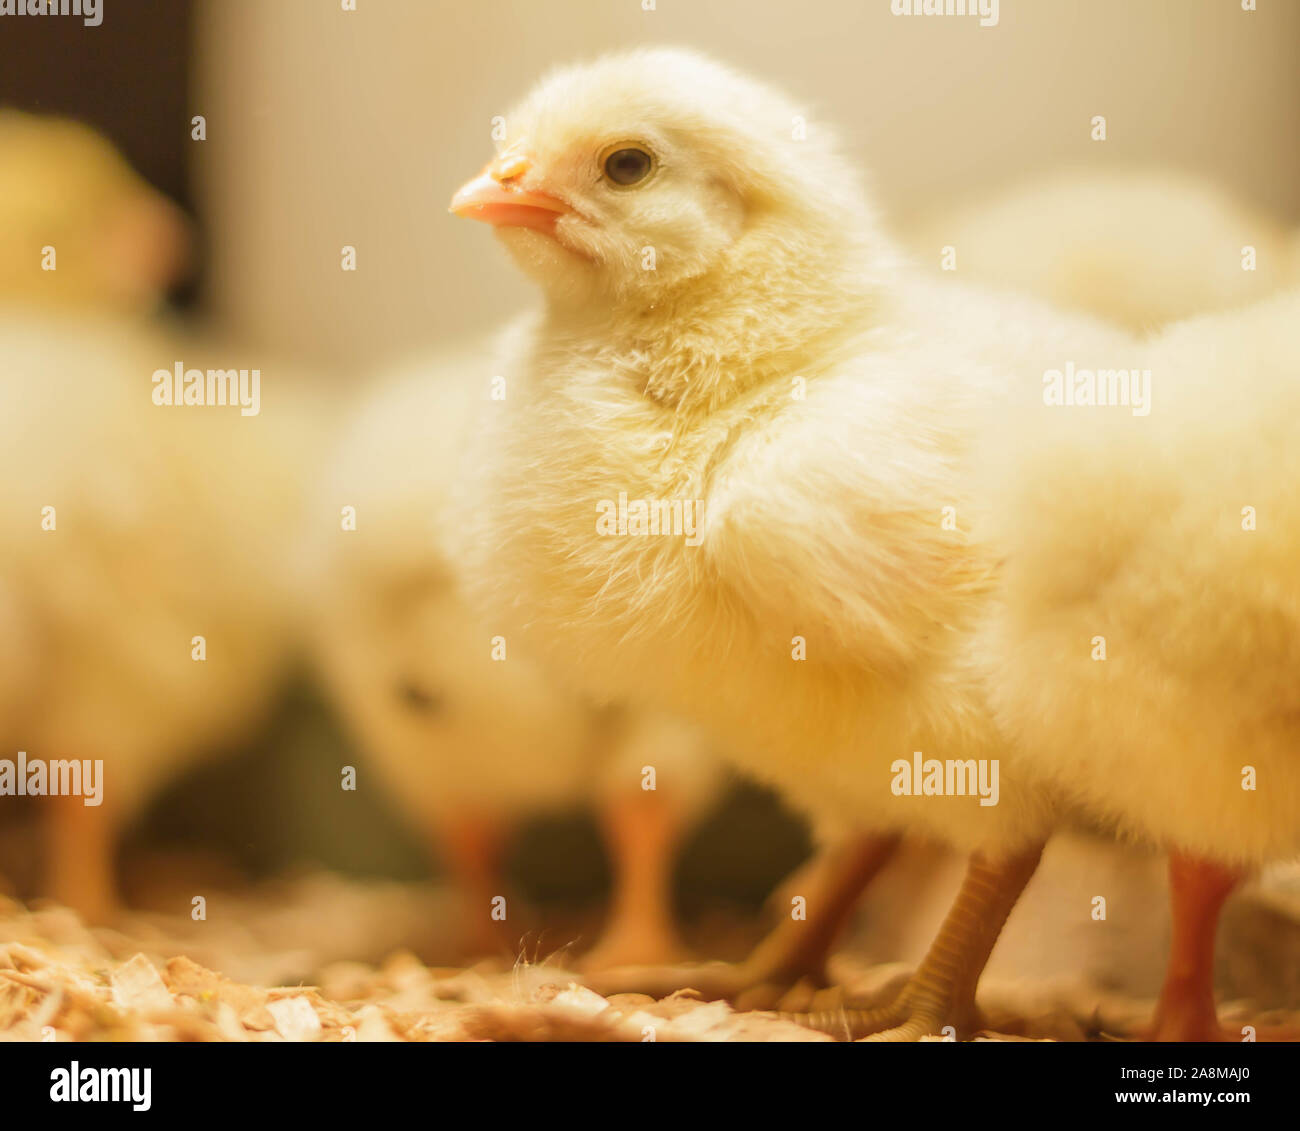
[312,353,720,968]
[902,168,1300,1031]
[0,113,324,923]
[909,168,1300,334]
[977,289,1300,1040]
[0,110,190,316]
[0,313,321,923]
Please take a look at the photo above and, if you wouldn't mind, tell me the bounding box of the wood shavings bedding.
[3,880,1297,1043]
[0,892,822,1042]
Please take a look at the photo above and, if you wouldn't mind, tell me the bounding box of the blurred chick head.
[450,48,871,306]
[0,110,191,314]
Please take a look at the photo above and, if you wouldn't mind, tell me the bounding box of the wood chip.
[266,996,322,1041]
[110,954,173,1014]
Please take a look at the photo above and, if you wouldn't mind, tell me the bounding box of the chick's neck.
[549,218,894,418]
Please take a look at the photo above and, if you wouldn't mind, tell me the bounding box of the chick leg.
[784,842,1044,1041]
[583,787,689,971]
[46,792,117,925]
[729,832,902,1007]
[440,814,516,960]
[585,832,899,1003]
[1142,853,1300,1041]
[1146,852,1239,1042]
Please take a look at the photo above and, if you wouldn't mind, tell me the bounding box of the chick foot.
[584,832,899,1005]
[581,918,690,973]
[1136,852,1300,1042]
[1141,1006,1300,1043]
[778,843,1044,1041]
[1138,992,1300,1043]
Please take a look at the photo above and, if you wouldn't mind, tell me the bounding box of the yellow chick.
[910,168,1298,334]
[311,351,719,967]
[974,289,1300,1040]
[446,48,1151,1039]
[0,309,321,922]
[0,111,190,315]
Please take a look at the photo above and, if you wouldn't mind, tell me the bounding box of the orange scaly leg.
[583,787,689,971]
[1138,852,1300,1042]
[585,831,900,1004]
[785,842,1045,1041]
[441,814,516,960]
[45,792,117,925]
[1147,852,1241,1042]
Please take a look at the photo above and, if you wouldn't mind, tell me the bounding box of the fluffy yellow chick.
[974,289,1300,1040]
[447,48,1149,1039]
[0,111,190,315]
[0,310,320,922]
[312,352,719,967]
[910,168,1298,334]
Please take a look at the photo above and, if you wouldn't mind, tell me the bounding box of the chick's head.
[0,111,191,313]
[320,564,595,819]
[451,48,869,307]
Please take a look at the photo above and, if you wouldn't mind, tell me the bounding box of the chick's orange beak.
[449,154,568,233]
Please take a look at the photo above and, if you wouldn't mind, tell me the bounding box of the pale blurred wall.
[194,0,1300,372]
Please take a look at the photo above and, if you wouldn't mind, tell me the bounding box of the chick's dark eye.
[603,147,653,186]
[396,680,442,715]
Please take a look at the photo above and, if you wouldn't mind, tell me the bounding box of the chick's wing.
[698,359,996,674]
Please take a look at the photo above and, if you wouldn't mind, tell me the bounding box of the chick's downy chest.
[506,360,726,625]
